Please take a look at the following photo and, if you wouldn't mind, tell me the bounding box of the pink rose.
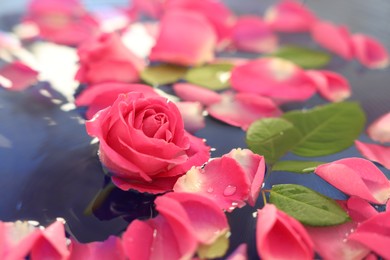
[86,92,210,193]
[75,33,145,85]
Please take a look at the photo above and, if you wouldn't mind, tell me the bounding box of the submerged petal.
[175,102,205,133]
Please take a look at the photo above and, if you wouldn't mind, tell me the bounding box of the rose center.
[142,112,171,140]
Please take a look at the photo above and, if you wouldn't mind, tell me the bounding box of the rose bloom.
[86,92,210,194]
[75,32,145,85]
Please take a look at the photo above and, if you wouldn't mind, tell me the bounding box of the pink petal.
[30,220,69,260]
[305,70,351,102]
[355,140,390,170]
[207,91,282,130]
[315,157,390,204]
[230,58,316,102]
[264,0,317,32]
[75,83,158,119]
[306,222,370,260]
[367,112,390,143]
[311,21,354,60]
[69,236,125,260]
[226,244,248,260]
[231,16,278,53]
[174,156,250,212]
[349,211,390,259]
[346,196,379,223]
[0,221,41,260]
[76,32,145,85]
[351,34,389,69]
[226,148,266,206]
[149,10,217,66]
[175,102,206,133]
[166,0,234,44]
[157,192,229,245]
[0,61,38,91]
[173,83,222,106]
[256,204,314,260]
[122,216,196,260]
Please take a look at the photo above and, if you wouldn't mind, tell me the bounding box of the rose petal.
[69,236,125,260]
[355,140,390,170]
[166,0,234,44]
[122,216,196,260]
[315,157,390,204]
[173,83,222,106]
[311,21,353,60]
[226,148,266,206]
[157,192,229,245]
[346,196,379,223]
[75,83,158,119]
[76,32,145,85]
[0,61,38,91]
[367,112,390,143]
[174,156,250,212]
[351,34,389,69]
[230,58,316,102]
[30,221,69,260]
[305,70,351,102]
[231,16,277,53]
[349,211,390,259]
[264,1,317,32]
[207,91,282,130]
[306,222,370,260]
[226,243,248,260]
[175,102,206,133]
[256,204,314,260]
[149,10,217,66]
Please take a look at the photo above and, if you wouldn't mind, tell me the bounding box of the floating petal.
[355,140,390,170]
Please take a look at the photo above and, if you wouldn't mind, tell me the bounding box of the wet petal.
[149,10,217,66]
[306,70,351,102]
[315,157,390,204]
[306,222,370,260]
[355,140,390,170]
[0,61,38,91]
[156,192,229,245]
[230,58,316,102]
[207,91,282,130]
[226,148,266,206]
[30,220,69,260]
[175,102,206,133]
[256,204,314,260]
[311,21,353,60]
[349,211,390,260]
[231,16,277,53]
[173,83,222,106]
[174,156,250,212]
[351,34,389,69]
[367,112,390,143]
[264,1,317,32]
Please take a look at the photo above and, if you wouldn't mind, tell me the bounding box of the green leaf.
[184,63,234,90]
[141,64,188,86]
[269,45,331,69]
[282,102,366,157]
[246,118,302,165]
[272,160,324,173]
[270,184,350,226]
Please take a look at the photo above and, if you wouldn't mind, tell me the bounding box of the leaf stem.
[261,190,268,205]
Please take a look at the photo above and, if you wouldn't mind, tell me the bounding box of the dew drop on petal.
[223,185,237,196]
[207,187,214,193]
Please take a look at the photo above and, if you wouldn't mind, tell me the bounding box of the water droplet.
[252,212,258,218]
[223,185,237,196]
[207,187,214,193]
